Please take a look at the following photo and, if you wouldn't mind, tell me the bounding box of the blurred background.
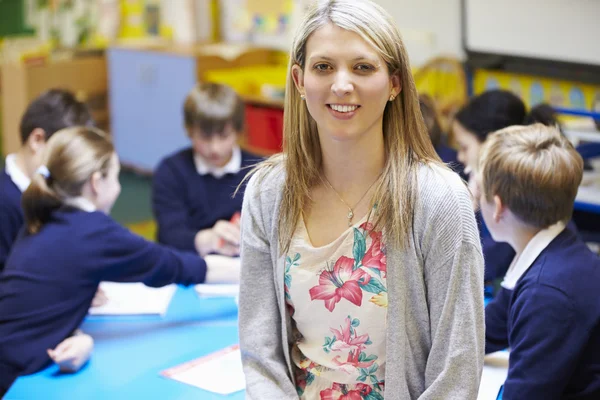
[1,0,599,233]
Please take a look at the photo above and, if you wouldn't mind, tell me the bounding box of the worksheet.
[161,345,245,395]
[89,282,177,315]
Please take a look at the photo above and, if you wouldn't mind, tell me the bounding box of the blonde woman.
[239,0,485,399]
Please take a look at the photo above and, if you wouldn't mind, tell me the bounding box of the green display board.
[0,0,35,37]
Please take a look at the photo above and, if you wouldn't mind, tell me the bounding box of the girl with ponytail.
[0,127,238,393]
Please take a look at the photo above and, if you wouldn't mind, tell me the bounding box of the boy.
[479,124,600,399]
[0,89,93,272]
[152,82,260,257]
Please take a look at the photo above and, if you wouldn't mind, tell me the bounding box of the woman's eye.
[356,64,374,71]
[313,63,332,72]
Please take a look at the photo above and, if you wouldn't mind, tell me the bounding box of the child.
[453,90,563,283]
[0,89,93,272]
[152,82,260,257]
[419,94,465,177]
[0,127,238,394]
[479,124,600,399]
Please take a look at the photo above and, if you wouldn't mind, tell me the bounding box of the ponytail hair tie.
[36,165,51,179]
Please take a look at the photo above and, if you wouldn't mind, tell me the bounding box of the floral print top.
[285,213,388,400]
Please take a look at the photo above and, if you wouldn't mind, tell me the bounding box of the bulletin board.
[462,0,600,84]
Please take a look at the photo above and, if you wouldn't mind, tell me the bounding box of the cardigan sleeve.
[238,171,299,400]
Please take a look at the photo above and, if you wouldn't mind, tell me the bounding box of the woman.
[238,1,484,399]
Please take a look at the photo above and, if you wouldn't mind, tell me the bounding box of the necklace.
[320,173,382,227]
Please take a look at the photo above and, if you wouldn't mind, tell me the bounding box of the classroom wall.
[372,0,464,67]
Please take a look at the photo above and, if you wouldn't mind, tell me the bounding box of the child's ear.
[493,195,505,222]
[26,128,47,153]
[89,171,103,196]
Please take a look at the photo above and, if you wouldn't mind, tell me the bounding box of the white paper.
[162,345,245,395]
[89,282,177,316]
[478,351,509,400]
[194,283,239,298]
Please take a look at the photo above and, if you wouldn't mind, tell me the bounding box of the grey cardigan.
[239,162,485,399]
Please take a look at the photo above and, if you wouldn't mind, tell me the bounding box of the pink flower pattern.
[287,221,386,398]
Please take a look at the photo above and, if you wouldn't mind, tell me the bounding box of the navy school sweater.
[152,148,261,252]
[0,208,207,390]
[485,228,600,400]
[0,169,24,273]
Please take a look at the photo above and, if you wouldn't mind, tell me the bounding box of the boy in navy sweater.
[478,124,600,399]
[0,89,93,272]
[152,82,261,257]
[0,127,238,395]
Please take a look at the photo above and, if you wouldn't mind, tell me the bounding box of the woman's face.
[453,120,482,175]
[292,23,400,144]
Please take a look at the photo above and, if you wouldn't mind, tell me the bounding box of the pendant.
[347,209,354,227]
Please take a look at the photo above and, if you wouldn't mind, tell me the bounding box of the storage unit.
[1,55,108,156]
[107,43,281,171]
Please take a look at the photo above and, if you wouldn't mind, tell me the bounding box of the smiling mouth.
[327,104,360,113]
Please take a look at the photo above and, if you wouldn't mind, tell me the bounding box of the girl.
[0,127,237,394]
[238,1,485,399]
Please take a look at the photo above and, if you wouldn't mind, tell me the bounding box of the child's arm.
[152,160,199,252]
[484,288,511,354]
[47,331,94,373]
[90,214,207,287]
[501,285,587,399]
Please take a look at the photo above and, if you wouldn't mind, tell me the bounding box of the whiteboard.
[464,0,600,66]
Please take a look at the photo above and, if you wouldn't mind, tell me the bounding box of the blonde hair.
[183,82,245,135]
[252,0,441,252]
[22,126,115,234]
[479,124,583,228]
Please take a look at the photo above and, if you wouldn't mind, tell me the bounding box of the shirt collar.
[63,197,97,212]
[501,221,566,290]
[194,146,242,178]
[5,154,31,192]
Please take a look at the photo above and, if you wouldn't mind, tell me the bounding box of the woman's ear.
[390,74,401,99]
[291,64,306,98]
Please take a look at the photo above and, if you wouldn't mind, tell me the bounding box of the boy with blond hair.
[479,124,600,399]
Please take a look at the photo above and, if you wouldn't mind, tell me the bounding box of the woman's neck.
[319,131,385,192]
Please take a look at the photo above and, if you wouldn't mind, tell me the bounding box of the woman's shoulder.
[245,155,287,200]
[415,162,470,210]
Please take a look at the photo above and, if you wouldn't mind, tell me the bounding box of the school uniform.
[0,155,30,272]
[152,146,261,252]
[485,223,600,400]
[435,143,466,179]
[0,202,207,391]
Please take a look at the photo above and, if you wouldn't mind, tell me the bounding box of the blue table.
[6,287,243,399]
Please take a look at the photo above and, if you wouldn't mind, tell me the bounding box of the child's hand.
[47,333,94,373]
[195,220,240,257]
[204,254,241,284]
[91,287,108,308]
